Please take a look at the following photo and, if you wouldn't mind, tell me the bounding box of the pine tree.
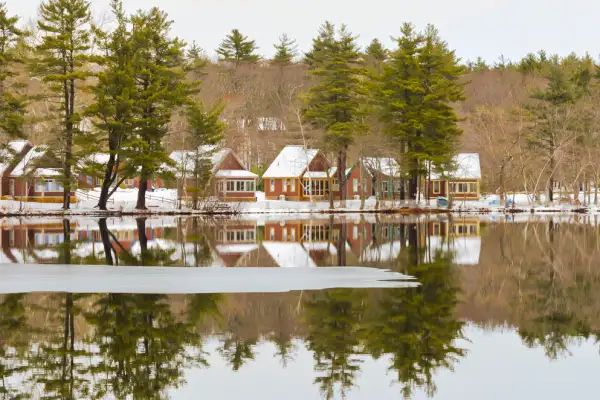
[303,21,335,68]
[126,7,189,210]
[34,0,92,210]
[364,38,387,74]
[183,101,226,209]
[0,3,27,144]
[216,29,260,66]
[303,22,368,207]
[186,40,204,60]
[85,0,135,210]
[377,23,465,200]
[272,33,297,66]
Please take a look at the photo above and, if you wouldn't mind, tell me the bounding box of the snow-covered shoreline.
[0,189,595,217]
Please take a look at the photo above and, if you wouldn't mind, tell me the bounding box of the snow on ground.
[1,188,598,216]
[0,264,416,294]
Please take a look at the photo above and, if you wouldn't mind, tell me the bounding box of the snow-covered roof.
[169,146,244,177]
[426,236,481,265]
[304,171,330,179]
[34,168,62,177]
[215,244,259,253]
[0,140,32,176]
[262,146,319,179]
[214,170,258,178]
[430,153,482,180]
[263,242,317,268]
[80,152,110,168]
[10,145,50,177]
[363,157,400,177]
[361,241,401,263]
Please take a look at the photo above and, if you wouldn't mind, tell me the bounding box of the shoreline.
[0,206,591,218]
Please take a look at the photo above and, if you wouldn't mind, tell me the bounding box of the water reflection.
[2,215,600,398]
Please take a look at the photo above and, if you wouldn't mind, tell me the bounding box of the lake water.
[0,214,598,399]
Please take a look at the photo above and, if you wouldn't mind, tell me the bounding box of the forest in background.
[0,0,599,210]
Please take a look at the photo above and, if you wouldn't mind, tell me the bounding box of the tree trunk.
[338,148,348,208]
[98,155,117,210]
[98,218,115,266]
[548,155,555,203]
[136,217,148,265]
[62,219,71,265]
[136,172,148,210]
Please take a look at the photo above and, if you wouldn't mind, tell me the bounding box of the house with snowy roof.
[6,144,75,203]
[169,146,258,202]
[262,145,333,201]
[426,153,482,200]
[0,140,33,198]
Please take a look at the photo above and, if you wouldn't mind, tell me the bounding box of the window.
[433,181,441,194]
[353,179,359,193]
[269,228,275,240]
[270,179,275,192]
[227,181,235,192]
[125,178,134,187]
[450,183,469,193]
[86,176,93,185]
[236,181,244,192]
[303,225,329,241]
[283,228,288,241]
[393,180,402,193]
[224,229,255,242]
[469,225,477,235]
[291,228,296,241]
[218,181,224,192]
[303,180,329,196]
[8,230,14,247]
[228,181,255,192]
[290,179,295,192]
[35,181,43,193]
[283,179,288,191]
[469,182,478,193]
[382,181,390,193]
[353,225,359,240]
[433,223,441,235]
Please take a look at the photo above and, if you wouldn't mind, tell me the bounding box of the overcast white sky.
[7,0,600,63]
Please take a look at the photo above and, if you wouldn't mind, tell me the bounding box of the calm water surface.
[0,214,598,399]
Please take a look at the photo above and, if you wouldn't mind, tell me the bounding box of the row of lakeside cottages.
[0,141,482,203]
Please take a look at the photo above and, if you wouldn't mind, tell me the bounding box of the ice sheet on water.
[0,264,416,294]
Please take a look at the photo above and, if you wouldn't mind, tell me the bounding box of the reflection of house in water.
[213,220,259,267]
[263,218,341,267]
[0,220,76,264]
[426,218,482,265]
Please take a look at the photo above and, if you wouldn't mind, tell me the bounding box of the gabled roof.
[0,140,32,176]
[363,157,400,177]
[169,146,251,177]
[262,145,319,179]
[430,153,481,180]
[10,145,53,177]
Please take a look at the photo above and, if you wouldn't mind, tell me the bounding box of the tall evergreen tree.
[364,38,387,74]
[86,0,135,210]
[182,101,226,209]
[34,0,92,210]
[303,21,335,69]
[272,33,297,66]
[126,7,189,210]
[303,22,368,207]
[0,3,27,145]
[216,29,260,66]
[377,23,465,200]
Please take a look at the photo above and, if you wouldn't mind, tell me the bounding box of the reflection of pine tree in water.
[86,293,217,399]
[303,289,366,400]
[28,293,91,399]
[0,294,31,399]
[364,223,465,399]
[218,336,257,371]
[517,220,596,359]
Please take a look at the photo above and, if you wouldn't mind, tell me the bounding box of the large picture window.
[303,180,329,196]
[227,180,255,192]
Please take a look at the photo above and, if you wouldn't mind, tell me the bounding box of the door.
[9,179,14,196]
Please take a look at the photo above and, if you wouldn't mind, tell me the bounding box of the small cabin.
[170,146,257,202]
[426,153,482,200]
[262,145,332,201]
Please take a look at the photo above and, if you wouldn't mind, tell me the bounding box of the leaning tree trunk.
[98,155,117,210]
